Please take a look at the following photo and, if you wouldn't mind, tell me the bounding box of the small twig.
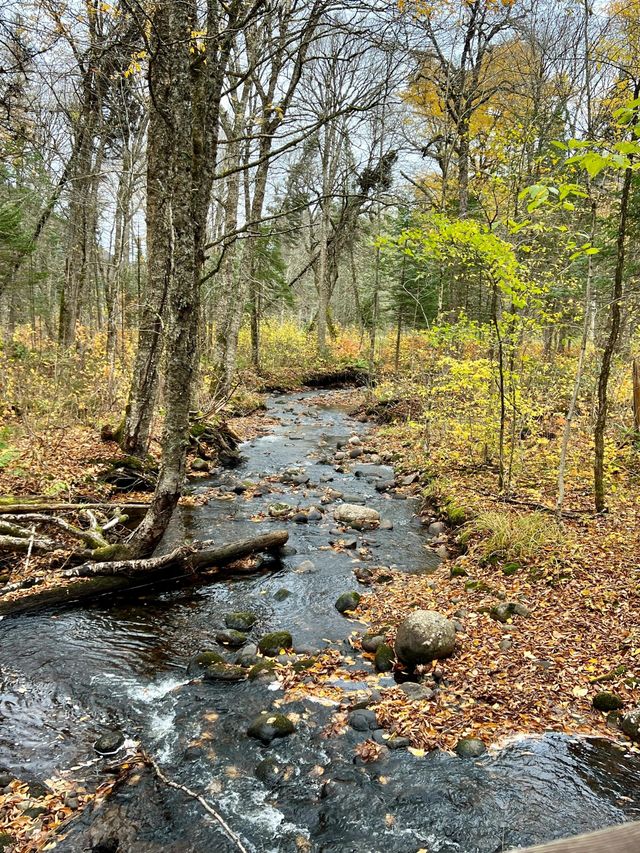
[24,525,36,574]
[143,750,249,853]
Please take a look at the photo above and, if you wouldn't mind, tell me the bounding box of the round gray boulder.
[394,610,456,666]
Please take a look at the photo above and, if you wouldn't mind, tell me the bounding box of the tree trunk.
[129,0,196,556]
[593,102,636,511]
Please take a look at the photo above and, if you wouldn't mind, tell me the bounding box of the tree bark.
[593,89,637,512]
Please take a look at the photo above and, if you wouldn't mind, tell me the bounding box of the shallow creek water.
[0,391,639,852]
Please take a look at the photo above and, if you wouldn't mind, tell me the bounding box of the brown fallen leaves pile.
[0,758,143,853]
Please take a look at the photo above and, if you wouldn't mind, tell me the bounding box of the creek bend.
[1,391,638,852]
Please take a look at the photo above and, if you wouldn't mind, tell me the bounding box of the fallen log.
[0,502,149,517]
[61,530,290,579]
[0,529,289,616]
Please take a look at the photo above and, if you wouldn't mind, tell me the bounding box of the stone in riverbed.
[399,682,434,702]
[333,504,380,530]
[224,611,257,631]
[273,588,292,602]
[248,660,278,681]
[258,631,293,657]
[349,709,378,731]
[94,730,125,755]
[255,757,288,785]
[187,650,225,676]
[215,630,247,648]
[335,591,361,614]
[394,610,456,666]
[455,738,487,758]
[268,503,293,519]
[247,712,295,745]
[372,730,410,750]
[235,643,259,666]
[361,634,385,653]
[204,663,247,683]
[620,708,640,741]
[190,458,209,472]
[375,643,395,673]
[592,692,624,712]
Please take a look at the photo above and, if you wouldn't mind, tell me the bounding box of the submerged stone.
[224,611,257,631]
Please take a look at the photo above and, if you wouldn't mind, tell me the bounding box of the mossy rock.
[258,631,293,657]
[268,503,293,519]
[248,660,278,681]
[215,630,247,648]
[375,643,395,673]
[0,833,14,851]
[203,663,246,683]
[445,502,468,526]
[502,562,521,577]
[224,611,257,631]
[450,565,468,578]
[247,712,295,745]
[187,650,224,676]
[592,692,624,712]
[335,591,361,614]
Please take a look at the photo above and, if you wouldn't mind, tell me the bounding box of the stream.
[1,391,639,852]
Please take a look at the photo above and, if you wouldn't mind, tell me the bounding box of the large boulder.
[333,504,380,530]
[394,610,456,666]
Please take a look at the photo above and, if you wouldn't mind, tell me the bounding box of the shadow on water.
[1,391,639,852]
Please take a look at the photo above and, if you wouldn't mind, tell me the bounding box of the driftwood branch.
[144,750,248,853]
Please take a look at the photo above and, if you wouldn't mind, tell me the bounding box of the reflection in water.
[1,392,638,852]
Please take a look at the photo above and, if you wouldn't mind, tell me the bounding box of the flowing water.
[1,391,639,852]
